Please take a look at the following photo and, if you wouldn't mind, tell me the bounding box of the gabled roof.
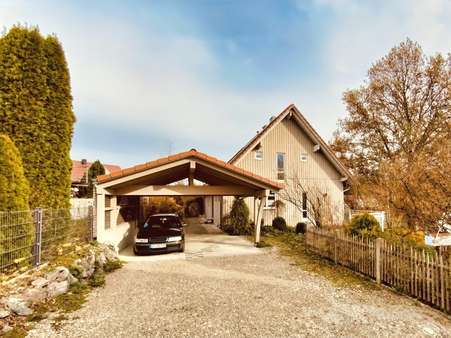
[96,149,283,190]
[71,160,121,183]
[228,104,351,179]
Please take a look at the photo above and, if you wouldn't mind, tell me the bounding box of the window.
[254,150,263,160]
[276,153,285,180]
[302,192,308,218]
[300,153,308,162]
[265,191,276,208]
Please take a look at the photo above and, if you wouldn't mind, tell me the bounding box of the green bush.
[0,25,74,209]
[103,259,122,272]
[347,213,381,237]
[272,216,288,232]
[296,222,307,234]
[222,197,252,235]
[88,271,106,287]
[145,197,184,218]
[185,197,205,217]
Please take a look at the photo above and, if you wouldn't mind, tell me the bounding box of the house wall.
[224,116,345,226]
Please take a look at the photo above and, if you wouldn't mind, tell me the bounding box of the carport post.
[255,190,269,244]
[95,185,105,240]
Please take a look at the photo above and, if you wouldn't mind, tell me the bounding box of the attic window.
[254,150,263,160]
[300,153,308,162]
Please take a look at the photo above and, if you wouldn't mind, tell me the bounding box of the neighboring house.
[71,159,121,197]
[213,104,351,227]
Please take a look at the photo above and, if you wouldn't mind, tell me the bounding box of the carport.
[93,149,282,252]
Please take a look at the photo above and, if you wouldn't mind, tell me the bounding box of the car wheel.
[133,247,140,256]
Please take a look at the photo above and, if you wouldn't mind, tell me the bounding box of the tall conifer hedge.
[0,25,74,209]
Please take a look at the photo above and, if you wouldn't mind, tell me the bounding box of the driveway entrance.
[119,222,261,262]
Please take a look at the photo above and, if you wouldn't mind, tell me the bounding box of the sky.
[1,0,450,167]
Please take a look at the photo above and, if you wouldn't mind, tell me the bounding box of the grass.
[262,231,379,290]
[3,327,28,338]
[54,282,91,313]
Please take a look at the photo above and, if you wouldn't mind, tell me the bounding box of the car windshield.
[142,215,181,229]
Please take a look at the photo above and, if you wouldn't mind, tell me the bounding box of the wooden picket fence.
[305,228,451,314]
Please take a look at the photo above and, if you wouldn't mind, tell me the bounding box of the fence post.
[33,208,43,266]
[375,237,383,285]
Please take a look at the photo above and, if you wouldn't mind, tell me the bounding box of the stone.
[46,266,72,282]
[46,280,69,298]
[2,324,12,333]
[31,277,49,289]
[96,252,107,268]
[4,296,33,316]
[102,245,118,261]
[0,308,10,318]
[22,288,47,303]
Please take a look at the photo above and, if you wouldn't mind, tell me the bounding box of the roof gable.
[228,104,351,178]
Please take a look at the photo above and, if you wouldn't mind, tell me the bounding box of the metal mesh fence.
[0,206,93,274]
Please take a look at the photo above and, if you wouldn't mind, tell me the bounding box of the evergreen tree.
[0,134,33,268]
[0,25,74,209]
[0,134,30,211]
[43,35,75,209]
[88,160,105,197]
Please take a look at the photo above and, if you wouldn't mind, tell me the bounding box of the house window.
[254,150,263,160]
[265,191,276,208]
[300,153,308,162]
[302,192,308,219]
[276,153,285,180]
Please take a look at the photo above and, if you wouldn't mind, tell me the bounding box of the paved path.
[28,224,451,337]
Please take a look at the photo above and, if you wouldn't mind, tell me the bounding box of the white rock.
[31,277,49,288]
[46,266,73,282]
[4,296,33,316]
[0,308,10,318]
[22,288,47,303]
[46,280,69,298]
[2,324,12,333]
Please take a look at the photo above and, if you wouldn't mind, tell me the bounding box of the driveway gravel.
[27,225,451,337]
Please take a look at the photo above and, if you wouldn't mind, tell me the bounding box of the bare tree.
[279,173,337,227]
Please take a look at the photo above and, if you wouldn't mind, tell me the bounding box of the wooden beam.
[111,184,256,196]
[255,196,265,244]
[188,161,195,186]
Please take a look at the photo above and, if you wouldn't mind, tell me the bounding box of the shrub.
[0,135,33,269]
[347,213,381,237]
[185,197,205,217]
[222,197,252,235]
[0,25,74,209]
[296,222,307,234]
[272,216,287,232]
[88,271,106,287]
[145,197,184,218]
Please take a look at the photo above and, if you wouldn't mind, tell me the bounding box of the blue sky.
[1,0,450,167]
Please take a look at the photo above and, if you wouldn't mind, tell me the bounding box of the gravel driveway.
[27,224,451,337]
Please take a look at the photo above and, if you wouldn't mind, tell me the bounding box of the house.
[92,104,352,250]
[208,104,351,227]
[71,159,121,197]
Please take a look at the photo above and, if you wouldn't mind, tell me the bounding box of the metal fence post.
[375,237,383,285]
[33,208,43,266]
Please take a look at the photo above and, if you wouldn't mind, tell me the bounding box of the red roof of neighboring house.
[71,160,121,184]
[96,149,283,190]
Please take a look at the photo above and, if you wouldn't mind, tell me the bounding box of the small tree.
[224,197,252,235]
[0,134,32,268]
[87,160,105,198]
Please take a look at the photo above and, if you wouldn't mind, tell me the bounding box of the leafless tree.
[279,173,336,227]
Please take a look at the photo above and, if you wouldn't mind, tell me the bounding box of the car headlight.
[167,236,182,242]
[135,238,148,243]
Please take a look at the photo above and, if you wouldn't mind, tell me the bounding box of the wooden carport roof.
[96,149,283,191]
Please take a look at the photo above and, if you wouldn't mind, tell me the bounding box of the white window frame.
[276,152,285,181]
[264,191,276,209]
[300,152,308,162]
[254,150,263,160]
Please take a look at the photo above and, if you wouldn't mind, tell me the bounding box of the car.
[133,213,186,255]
